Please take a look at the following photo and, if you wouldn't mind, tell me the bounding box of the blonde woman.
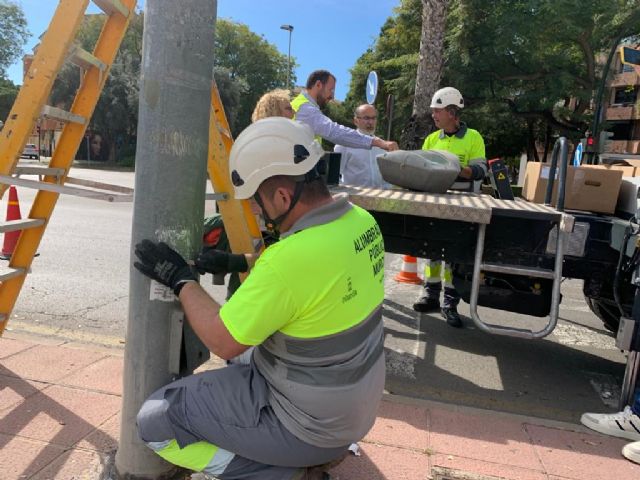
[251,89,294,122]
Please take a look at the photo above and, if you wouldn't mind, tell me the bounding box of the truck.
[332,137,640,405]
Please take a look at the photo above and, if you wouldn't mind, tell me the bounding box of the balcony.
[607,140,640,154]
[605,104,640,121]
[611,71,640,88]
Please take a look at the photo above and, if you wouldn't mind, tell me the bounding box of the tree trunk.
[400,0,449,150]
[542,123,552,163]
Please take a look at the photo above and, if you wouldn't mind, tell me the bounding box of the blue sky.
[7,0,398,101]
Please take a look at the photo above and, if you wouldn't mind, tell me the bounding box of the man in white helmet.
[413,87,487,328]
[132,117,386,479]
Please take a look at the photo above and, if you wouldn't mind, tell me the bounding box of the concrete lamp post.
[280,24,293,89]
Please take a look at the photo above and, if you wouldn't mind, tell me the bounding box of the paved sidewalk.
[1,332,639,480]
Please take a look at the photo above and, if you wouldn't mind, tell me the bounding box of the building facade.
[604,46,640,154]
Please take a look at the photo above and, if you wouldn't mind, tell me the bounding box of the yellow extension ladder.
[207,81,264,279]
[0,1,261,336]
[0,0,137,336]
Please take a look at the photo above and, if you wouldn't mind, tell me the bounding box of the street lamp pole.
[280,24,293,88]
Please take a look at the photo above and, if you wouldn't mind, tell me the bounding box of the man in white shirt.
[334,104,390,188]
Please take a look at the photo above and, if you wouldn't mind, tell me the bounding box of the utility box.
[488,158,514,200]
[523,162,622,214]
[617,177,640,217]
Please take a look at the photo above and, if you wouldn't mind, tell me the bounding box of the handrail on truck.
[543,137,570,211]
[468,137,569,339]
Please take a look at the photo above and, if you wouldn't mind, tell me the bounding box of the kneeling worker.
[133,118,386,479]
[413,87,487,328]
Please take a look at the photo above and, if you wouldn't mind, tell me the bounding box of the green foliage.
[0,0,28,77]
[345,0,640,157]
[214,66,246,131]
[49,15,291,163]
[51,13,143,163]
[342,0,422,142]
[214,19,293,134]
[0,76,19,123]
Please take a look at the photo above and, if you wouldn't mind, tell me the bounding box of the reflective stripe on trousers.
[148,438,233,476]
[424,259,453,287]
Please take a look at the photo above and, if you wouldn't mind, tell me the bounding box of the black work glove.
[134,240,196,296]
[194,247,248,275]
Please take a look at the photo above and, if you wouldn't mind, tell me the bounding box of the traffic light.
[582,135,596,155]
[598,130,614,153]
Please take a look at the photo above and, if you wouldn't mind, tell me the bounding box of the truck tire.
[584,296,620,333]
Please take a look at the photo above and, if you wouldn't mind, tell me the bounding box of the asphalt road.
[3,165,628,423]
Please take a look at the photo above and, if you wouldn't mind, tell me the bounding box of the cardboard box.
[617,177,640,216]
[617,159,640,169]
[523,162,622,214]
[581,164,637,177]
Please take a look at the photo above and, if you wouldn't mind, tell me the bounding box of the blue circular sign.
[366,71,378,104]
[573,142,583,166]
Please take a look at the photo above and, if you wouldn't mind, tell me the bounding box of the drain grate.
[432,466,507,480]
[582,371,621,408]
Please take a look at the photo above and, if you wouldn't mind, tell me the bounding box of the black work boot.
[413,296,441,313]
[442,307,463,328]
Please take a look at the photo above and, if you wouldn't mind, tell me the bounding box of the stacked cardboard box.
[523,163,623,214]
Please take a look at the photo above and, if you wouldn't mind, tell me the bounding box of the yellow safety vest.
[291,93,323,144]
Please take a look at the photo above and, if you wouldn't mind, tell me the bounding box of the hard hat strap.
[254,181,305,234]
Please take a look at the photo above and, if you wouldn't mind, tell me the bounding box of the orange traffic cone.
[1,186,22,260]
[394,255,423,284]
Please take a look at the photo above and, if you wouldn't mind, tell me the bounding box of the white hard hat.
[229,117,325,199]
[430,87,464,109]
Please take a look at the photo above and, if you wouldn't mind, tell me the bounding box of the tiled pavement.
[1,332,639,480]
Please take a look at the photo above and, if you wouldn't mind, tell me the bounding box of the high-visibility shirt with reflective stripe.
[220,198,384,341]
[421,126,485,167]
[219,196,385,447]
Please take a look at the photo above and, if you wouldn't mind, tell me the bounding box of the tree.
[342,0,423,145]
[400,0,449,149]
[0,0,29,78]
[214,19,292,134]
[51,13,144,163]
[50,15,291,162]
[0,77,19,123]
[344,0,640,159]
[446,0,640,158]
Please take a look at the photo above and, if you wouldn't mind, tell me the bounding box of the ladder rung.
[481,262,556,279]
[0,219,45,233]
[15,166,65,177]
[0,267,26,282]
[42,105,86,125]
[68,44,107,72]
[0,175,128,202]
[93,0,130,17]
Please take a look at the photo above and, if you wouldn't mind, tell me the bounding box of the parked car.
[21,144,39,159]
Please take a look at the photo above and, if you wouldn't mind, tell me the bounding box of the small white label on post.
[149,280,177,302]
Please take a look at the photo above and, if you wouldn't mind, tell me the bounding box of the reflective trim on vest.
[287,304,382,358]
[255,305,383,386]
[282,194,353,239]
